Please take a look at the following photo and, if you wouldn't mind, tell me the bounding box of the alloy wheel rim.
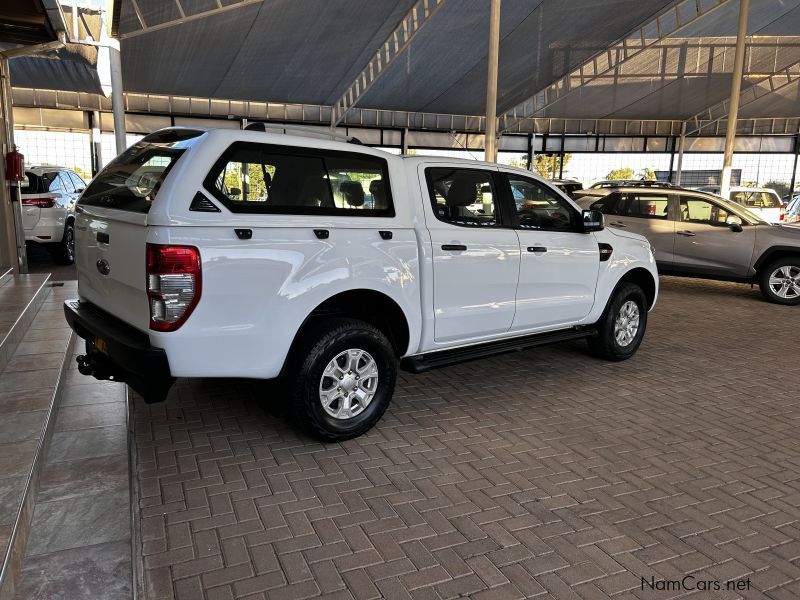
[319,348,379,420]
[614,300,640,347]
[768,265,800,299]
[66,228,74,261]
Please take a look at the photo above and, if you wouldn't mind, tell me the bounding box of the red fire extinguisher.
[5,146,24,182]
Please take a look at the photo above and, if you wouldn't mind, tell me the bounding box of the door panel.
[513,229,599,330]
[672,196,756,277]
[504,174,599,330]
[605,192,675,264]
[424,167,520,343]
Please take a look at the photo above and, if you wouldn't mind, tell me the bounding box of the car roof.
[26,166,70,173]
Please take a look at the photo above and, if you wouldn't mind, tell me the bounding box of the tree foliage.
[532,154,571,179]
[606,167,634,180]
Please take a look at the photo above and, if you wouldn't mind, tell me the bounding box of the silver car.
[586,186,800,305]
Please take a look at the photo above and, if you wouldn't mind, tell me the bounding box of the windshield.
[730,190,781,209]
[79,129,204,213]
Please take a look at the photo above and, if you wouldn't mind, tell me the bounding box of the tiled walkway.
[131,276,800,600]
[0,277,132,599]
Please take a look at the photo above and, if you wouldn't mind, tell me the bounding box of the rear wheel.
[50,221,75,265]
[589,282,648,361]
[759,258,800,305]
[288,318,397,442]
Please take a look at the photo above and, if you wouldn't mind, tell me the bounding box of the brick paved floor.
[132,277,800,600]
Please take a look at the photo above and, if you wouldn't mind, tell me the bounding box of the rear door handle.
[527,246,547,253]
[677,230,696,237]
[441,244,467,251]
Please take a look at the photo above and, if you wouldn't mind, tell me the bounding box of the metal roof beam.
[119,0,265,40]
[330,0,447,128]
[686,59,800,135]
[499,0,732,133]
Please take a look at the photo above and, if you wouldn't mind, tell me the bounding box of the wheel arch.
[617,266,657,310]
[753,246,800,274]
[282,289,412,376]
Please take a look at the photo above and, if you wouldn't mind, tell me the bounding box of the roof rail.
[243,122,362,145]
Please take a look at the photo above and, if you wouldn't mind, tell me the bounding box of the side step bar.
[401,326,595,374]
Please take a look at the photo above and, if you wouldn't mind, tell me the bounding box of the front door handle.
[610,221,627,228]
[677,230,696,237]
[527,246,547,253]
[441,244,467,251]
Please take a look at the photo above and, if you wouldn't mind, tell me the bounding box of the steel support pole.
[720,0,750,199]
[0,57,27,273]
[89,110,103,176]
[675,122,687,185]
[789,134,799,198]
[484,0,501,163]
[109,45,127,155]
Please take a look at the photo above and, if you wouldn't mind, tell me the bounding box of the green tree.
[638,167,656,180]
[507,155,528,169]
[764,180,790,198]
[532,154,571,179]
[606,167,634,180]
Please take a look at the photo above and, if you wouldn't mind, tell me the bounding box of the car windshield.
[730,190,781,209]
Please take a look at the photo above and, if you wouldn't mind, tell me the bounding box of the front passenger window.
[507,176,575,230]
[679,197,734,226]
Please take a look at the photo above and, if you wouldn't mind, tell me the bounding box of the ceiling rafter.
[499,0,732,134]
[330,0,447,128]
[687,58,800,134]
[119,0,264,40]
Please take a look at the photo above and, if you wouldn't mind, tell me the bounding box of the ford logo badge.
[96,259,110,276]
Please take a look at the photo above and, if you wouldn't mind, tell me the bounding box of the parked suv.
[584,186,800,304]
[21,166,85,264]
[64,128,658,441]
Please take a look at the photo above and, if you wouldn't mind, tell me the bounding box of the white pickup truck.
[64,128,658,441]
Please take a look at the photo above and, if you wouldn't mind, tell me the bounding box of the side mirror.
[581,209,604,233]
[229,187,241,197]
[726,215,743,232]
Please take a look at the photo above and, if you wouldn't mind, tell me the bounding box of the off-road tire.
[288,318,397,442]
[588,282,648,361]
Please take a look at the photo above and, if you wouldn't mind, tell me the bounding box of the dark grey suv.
[581,186,800,305]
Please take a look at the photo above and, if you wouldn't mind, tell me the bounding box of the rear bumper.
[63,299,171,381]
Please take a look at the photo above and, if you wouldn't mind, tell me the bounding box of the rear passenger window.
[425,168,499,227]
[205,143,394,216]
[590,193,620,214]
[619,193,669,219]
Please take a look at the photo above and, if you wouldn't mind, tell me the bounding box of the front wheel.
[288,318,397,442]
[759,258,800,305]
[588,282,648,361]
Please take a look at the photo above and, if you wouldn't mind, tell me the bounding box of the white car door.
[423,166,520,344]
[504,173,600,331]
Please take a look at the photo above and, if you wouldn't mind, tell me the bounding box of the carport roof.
[8,0,800,129]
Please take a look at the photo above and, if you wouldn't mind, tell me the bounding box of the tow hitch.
[76,348,175,404]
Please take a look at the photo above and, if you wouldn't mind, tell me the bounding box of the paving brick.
[132,277,800,599]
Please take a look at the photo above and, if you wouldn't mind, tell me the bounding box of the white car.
[21,166,85,264]
[64,128,658,441]
[698,186,785,224]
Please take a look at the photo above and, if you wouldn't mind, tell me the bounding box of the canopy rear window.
[78,129,204,213]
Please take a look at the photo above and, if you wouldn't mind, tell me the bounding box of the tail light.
[780,205,785,221]
[146,244,201,332]
[21,195,56,208]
